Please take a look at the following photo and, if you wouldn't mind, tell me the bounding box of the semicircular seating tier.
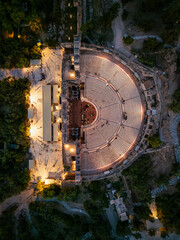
[80,52,143,175]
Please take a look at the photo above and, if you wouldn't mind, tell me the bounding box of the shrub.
[143,38,161,52]
[57,186,79,201]
[116,220,131,236]
[42,184,61,199]
[134,204,153,221]
[147,134,162,148]
[122,9,129,21]
[123,35,133,45]
[149,229,156,236]
[138,54,156,67]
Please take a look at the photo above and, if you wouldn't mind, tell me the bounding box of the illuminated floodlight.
[30,92,36,104]
[70,148,74,153]
[30,125,37,137]
[64,144,69,149]
[70,72,75,77]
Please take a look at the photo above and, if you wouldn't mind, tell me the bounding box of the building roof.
[30,59,41,66]
[28,108,34,119]
[45,178,55,185]
[144,80,153,90]
[53,85,59,104]
[29,159,34,169]
[42,85,52,141]
[53,123,58,142]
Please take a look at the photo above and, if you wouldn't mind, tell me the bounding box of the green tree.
[134,204,153,220]
[80,20,94,35]
[42,184,61,199]
[116,220,131,236]
[0,205,17,240]
[123,35,134,45]
[122,155,152,202]
[57,186,79,201]
[170,89,180,113]
[156,185,180,234]
[17,212,36,240]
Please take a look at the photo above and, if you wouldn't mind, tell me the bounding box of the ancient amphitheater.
[79,50,145,176]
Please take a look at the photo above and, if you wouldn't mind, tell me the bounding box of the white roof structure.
[42,85,52,141]
[30,59,41,66]
[53,85,59,104]
[28,108,33,119]
[29,159,34,169]
[45,178,55,185]
[53,123,58,142]
[80,53,143,174]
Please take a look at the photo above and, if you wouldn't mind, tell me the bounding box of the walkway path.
[35,197,89,216]
[0,190,88,218]
[170,113,180,163]
[129,35,163,42]
[0,188,34,215]
[111,4,131,58]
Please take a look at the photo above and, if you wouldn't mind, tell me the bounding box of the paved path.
[128,35,163,42]
[151,176,180,198]
[36,197,89,216]
[106,204,119,231]
[0,188,34,215]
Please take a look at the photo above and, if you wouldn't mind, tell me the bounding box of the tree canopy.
[122,155,152,203]
[0,77,30,202]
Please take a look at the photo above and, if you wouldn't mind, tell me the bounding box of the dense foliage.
[83,199,112,240]
[86,180,109,207]
[0,0,34,32]
[17,212,36,240]
[156,182,180,234]
[116,220,131,237]
[42,184,61,199]
[170,89,180,113]
[132,0,180,44]
[134,204,153,221]
[0,205,17,240]
[57,185,79,201]
[42,184,79,202]
[122,155,152,202]
[0,0,44,68]
[29,202,90,240]
[0,38,41,68]
[81,1,120,45]
[0,77,30,202]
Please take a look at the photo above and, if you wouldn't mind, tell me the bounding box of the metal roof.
[42,85,52,141]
